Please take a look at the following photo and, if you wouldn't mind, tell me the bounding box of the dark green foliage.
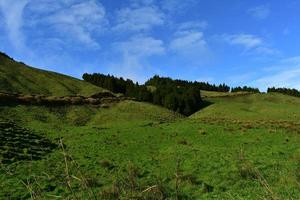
[268,87,300,97]
[83,73,129,94]
[0,52,14,61]
[83,73,203,115]
[231,86,260,93]
[146,75,230,92]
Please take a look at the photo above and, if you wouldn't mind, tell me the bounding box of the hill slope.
[191,92,300,121]
[0,53,104,96]
[0,100,183,131]
[1,92,299,199]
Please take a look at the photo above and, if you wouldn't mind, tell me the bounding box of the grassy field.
[1,93,299,199]
[0,54,104,96]
[193,92,300,121]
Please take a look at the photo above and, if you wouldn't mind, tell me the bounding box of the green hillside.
[0,53,104,96]
[192,92,300,121]
[1,92,300,199]
[0,53,299,199]
[0,100,182,129]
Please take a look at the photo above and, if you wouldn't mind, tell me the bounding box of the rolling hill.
[1,91,299,199]
[0,52,104,96]
[192,92,300,121]
[0,52,300,199]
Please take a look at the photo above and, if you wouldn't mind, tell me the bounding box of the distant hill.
[191,93,300,121]
[0,52,104,96]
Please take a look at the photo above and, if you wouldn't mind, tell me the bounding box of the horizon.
[1,0,300,91]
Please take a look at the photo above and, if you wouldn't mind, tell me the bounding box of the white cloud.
[27,0,107,48]
[113,6,164,32]
[248,5,270,20]
[253,56,300,90]
[255,46,279,55]
[177,21,208,31]
[171,20,208,53]
[1,0,107,50]
[161,0,197,14]
[108,36,165,82]
[130,0,155,7]
[222,34,278,55]
[168,21,212,65]
[115,36,165,57]
[283,56,300,64]
[170,31,207,54]
[49,2,105,48]
[224,34,262,49]
[26,0,67,14]
[0,0,29,50]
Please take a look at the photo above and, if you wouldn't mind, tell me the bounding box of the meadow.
[1,93,299,199]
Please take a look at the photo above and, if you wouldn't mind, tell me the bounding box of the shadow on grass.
[199,100,214,110]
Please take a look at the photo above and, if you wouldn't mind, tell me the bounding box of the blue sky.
[1,0,300,90]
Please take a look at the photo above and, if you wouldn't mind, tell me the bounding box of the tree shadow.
[199,100,214,110]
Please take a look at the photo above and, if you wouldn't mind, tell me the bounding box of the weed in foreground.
[237,149,280,200]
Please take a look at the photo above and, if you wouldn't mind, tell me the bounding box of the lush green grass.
[0,55,104,96]
[193,92,300,121]
[1,93,300,199]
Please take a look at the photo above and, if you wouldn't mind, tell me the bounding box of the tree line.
[0,52,15,64]
[231,86,260,93]
[267,87,300,97]
[84,73,287,115]
[0,52,12,60]
[83,73,202,115]
[145,75,230,92]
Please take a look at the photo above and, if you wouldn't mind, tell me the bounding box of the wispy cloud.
[222,34,278,55]
[108,35,165,82]
[169,20,211,65]
[115,35,165,57]
[130,0,155,7]
[170,31,207,54]
[224,34,262,49]
[0,0,29,50]
[27,0,107,49]
[253,56,300,90]
[113,5,164,32]
[161,0,198,14]
[248,5,270,20]
[177,20,208,31]
[0,0,107,50]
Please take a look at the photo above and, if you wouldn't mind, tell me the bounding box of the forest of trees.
[83,73,202,115]
[85,73,296,115]
[146,75,230,92]
[267,87,300,97]
[231,86,260,93]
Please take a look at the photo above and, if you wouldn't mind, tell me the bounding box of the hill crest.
[0,52,105,96]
